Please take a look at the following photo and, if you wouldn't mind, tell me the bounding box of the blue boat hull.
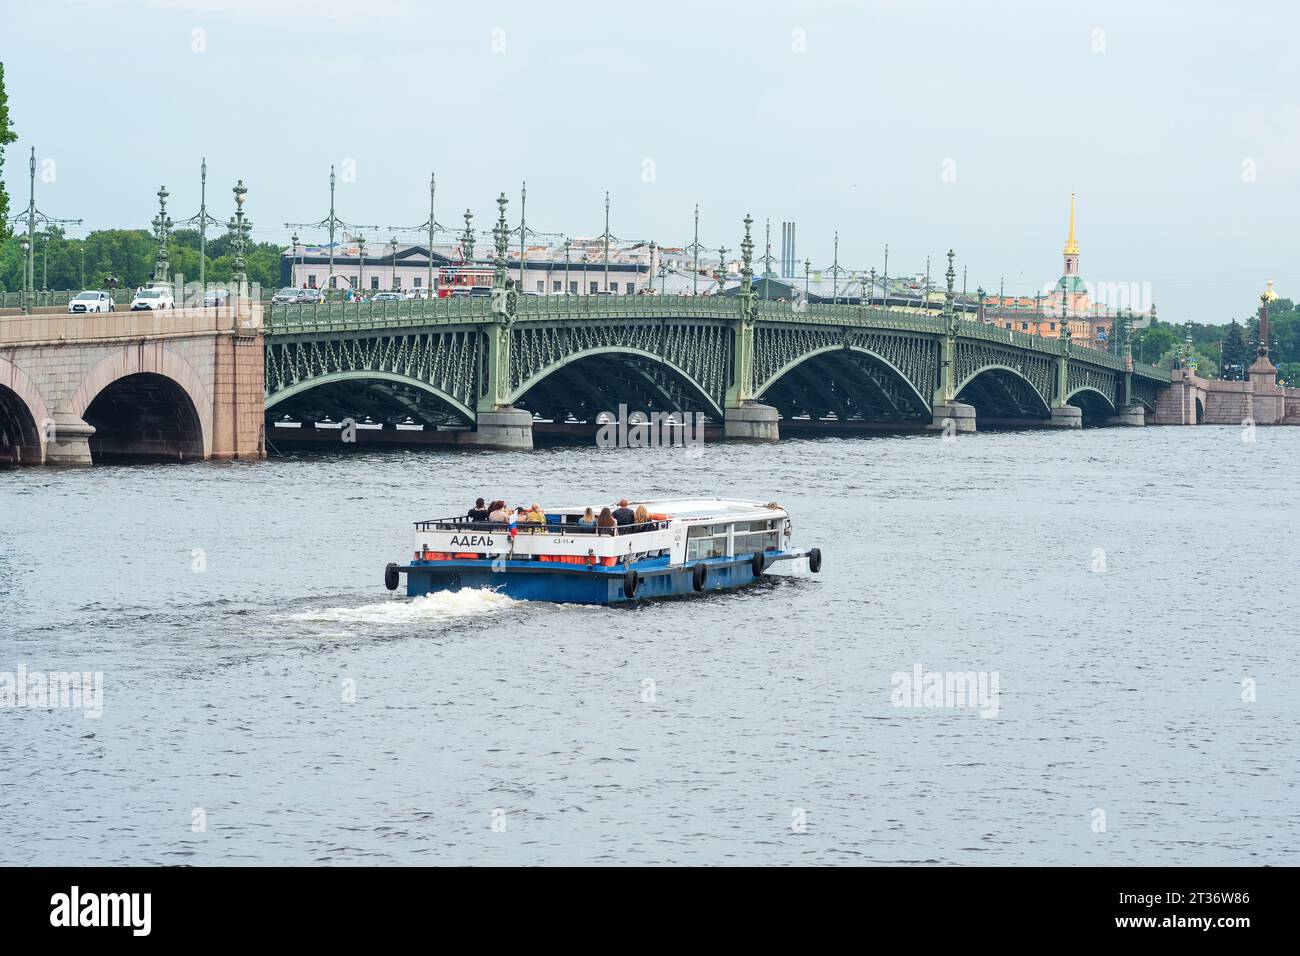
[398,554,794,605]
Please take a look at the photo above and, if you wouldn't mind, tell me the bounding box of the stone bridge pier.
[0,305,265,466]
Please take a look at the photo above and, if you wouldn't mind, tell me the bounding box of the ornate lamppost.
[227,180,250,303]
[461,209,475,262]
[151,185,173,286]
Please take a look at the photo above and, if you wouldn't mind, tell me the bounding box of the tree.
[1220,320,1250,380]
[0,63,18,241]
[1133,323,1178,364]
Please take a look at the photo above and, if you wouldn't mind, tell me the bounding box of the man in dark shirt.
[467,498,490,522]
[611,498,635,527]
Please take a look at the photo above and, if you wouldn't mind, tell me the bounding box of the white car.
[130,287,175,311]
[68,291,115,314]
[371,291,403,302]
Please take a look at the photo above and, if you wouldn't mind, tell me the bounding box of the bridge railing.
[0,303,262,347]
[516,293,741,320]
[1131,361,1171,382]
[0,290,80,310]
[267,295,491,333]
[755,299,947,334]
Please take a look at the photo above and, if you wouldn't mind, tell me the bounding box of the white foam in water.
[290,590,518,629]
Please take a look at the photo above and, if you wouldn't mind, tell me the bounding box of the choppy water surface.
[1,427,1296,865]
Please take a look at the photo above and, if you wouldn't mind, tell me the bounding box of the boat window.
[733,519,779,555]
[686,523,727,560]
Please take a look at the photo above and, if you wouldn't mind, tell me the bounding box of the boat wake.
[287,589,518,632]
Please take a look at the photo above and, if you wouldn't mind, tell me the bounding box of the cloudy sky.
[3,0,1296,322]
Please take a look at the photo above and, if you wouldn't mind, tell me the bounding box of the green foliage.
[0,63,18,241]
[0,227,284,294]
[1133,323,1178,364]
[1130,306,1300,379]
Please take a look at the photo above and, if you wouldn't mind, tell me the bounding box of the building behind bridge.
[281,238,657,296]
[978,194,1149,351]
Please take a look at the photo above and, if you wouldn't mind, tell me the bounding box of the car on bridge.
[297,288,325,304]
[371,291,403,302]
[67,291,115,314]
[272,287,306,305]
[129,287,175,310]
[203,289,228,308]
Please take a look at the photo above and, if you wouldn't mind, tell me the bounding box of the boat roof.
[552,498,786,520]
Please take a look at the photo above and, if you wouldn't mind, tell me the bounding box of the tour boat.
[383,498,822,605]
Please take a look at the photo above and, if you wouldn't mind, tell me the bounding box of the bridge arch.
[508,346,725,421]
[266,370,476,426]
[72,347,212,461]
[754,343,931,419]
[0,357,51,466]
[956,364,1052,420]
[1065,385,1118,423]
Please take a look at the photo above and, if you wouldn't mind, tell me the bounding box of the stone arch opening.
[1195,396,1206,424]
[758,347,930,426]
[0,384,42,467]
[83,373,205,462]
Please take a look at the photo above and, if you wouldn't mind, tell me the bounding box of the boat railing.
[414,515,669,536]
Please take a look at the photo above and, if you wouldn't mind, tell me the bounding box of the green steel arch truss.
[263,296,1170,428]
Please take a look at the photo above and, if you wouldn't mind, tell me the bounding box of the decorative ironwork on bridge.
[260,214,1170,441]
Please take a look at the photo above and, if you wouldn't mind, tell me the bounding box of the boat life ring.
[692,562,708,592]
[384,563,400,591]
[808,548,822,573]
[623,568,640,598]
[751,551,766,577]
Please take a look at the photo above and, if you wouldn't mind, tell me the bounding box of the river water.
[1,426,1296,866]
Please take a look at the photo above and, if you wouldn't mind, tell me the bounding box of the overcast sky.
[4,0,1297,322]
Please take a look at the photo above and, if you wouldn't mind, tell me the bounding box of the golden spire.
[1063,192,1079,256]
[1265,279,1278,301]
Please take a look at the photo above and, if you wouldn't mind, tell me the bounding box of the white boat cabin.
[411,498,792,566]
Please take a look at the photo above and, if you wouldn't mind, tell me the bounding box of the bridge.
[3,210,1180,465]
[0,305,264,465]
[262,289,1169,451]
[259,210,1170,450]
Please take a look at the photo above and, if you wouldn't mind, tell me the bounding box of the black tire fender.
[623,568,640,599]
[692,562,708,592]
[808,548,823,574]
[751,551,766,577]
[384,562,400,591]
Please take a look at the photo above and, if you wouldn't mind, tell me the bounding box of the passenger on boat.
[577,507,597,527]
[597,507,617,534]
[468,498,489,522]
[612,498,635,527]
[633,504,650,531]
[488,500,510,523]
[525,503,546,531]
